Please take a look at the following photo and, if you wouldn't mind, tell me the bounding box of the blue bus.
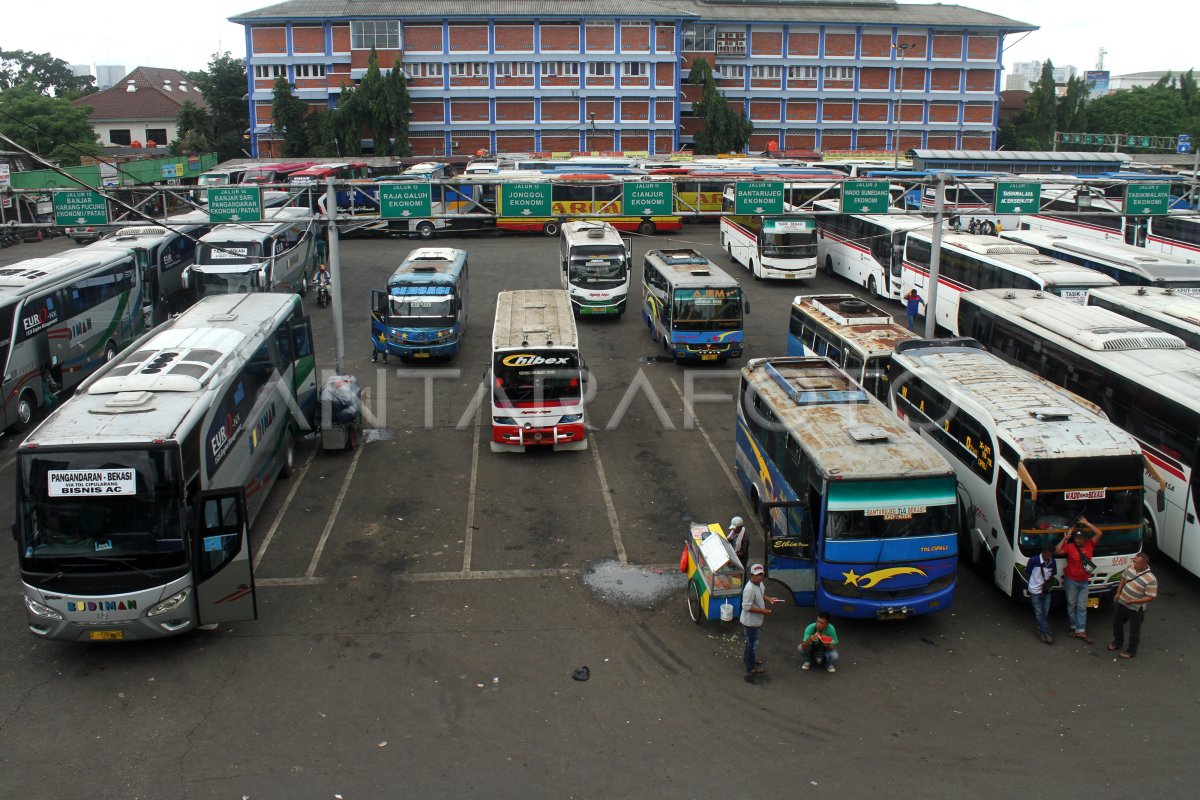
[734,356,958,619]
[370,247,469,360]
[641,248,747,363]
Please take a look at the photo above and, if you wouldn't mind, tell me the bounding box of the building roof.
[71,66,205,123]
[912,150,1133,164]
[231,0,1035,30]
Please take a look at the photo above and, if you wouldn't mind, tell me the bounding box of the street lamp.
[892,41,912,168]
[585,112,597,153]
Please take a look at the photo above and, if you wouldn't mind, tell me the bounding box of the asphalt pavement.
[0,226,1198,798]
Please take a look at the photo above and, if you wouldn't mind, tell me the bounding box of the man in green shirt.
[799,612,839,673]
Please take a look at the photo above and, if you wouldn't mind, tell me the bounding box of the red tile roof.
[72,66,206,122]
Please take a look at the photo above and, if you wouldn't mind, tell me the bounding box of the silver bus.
[186,207,316,298]
[1086,286,1200,351]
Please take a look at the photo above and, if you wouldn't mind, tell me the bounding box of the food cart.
[683,522,745,624]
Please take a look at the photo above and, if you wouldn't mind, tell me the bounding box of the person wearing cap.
[740,563,778,676]
[799,611,839,673]
[726,516,748,569]
[1054,516,1103,643]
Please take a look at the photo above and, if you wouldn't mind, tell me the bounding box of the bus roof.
[890,339,1143,461]
[562,220,624,246]
[387,247,467,285]
[23,293,304,447]
[742,357,952,482]
[0,248,134,295]
[813,199,931,230]
[1000,230,1200,281]
[910,232,1121,287]
[643,249,740,289]
[199,207,312,242]
[1088,285,1200,328]
[793,294,918,357]
[493,289,577,351]
[960,289,1200,409]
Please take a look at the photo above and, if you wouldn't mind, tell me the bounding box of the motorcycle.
[316,280,330,308]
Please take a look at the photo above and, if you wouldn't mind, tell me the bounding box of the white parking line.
[305,443,365,578]
[590,435,628,564]
[253,448,318,569]
[461,396,482,572]
[257,576,326,587]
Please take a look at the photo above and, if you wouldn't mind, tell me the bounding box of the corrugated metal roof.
[231,1,1035,29]
[913,150,1133,163]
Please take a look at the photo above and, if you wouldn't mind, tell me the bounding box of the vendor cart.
[319,375,362,452]
[683,522,745,624]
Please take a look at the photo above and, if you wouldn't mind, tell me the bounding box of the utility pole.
[892,41,911,169]
[325,177,345,374]
[924,174,947,339]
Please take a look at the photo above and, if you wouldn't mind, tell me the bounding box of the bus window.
[844,351,864,381]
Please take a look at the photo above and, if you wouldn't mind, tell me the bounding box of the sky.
[5,1,1196,78]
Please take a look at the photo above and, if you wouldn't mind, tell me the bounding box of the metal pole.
[893,45,905,169]
[924,174,946,339]
[325,177,345,374]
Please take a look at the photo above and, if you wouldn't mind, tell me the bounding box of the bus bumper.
[24,598,199,642]
[573,299,625,316]
[816,579,955,620]
[674,343,743,363]
[376,337,460,359]
[490,422,587,452]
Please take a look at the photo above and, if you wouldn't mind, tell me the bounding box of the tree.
[169,100,213,154]
[384,57,412,156]
[271,77,310,156]
[687,58,752,154]
[190,52,249,160]
[0,49,94,97]
[0,85,101,164]
[1086,85,1197,139]
[332,82,364,155]
[1057,74,1089,135]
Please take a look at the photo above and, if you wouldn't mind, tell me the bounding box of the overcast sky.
[9,1,1196,78]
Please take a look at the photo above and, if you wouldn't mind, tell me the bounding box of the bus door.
[192,488,257,625]
[370,289,390,346]
[290,315,318,428]
[890,234,905,294]
[1125,217,1148,248]
[762,500,817,606]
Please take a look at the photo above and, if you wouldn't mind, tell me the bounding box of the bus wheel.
[687,582,703,624]
[638,220,656,236]
[749,260,761,281]
[868,276,879,297]
[416,221,436,240]
[279,433,295,479]
[542,220,561,237]
[104,340,119,362]
[1142,511,1159,556]
[12,389,37,433]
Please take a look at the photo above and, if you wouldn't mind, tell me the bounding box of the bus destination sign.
[840,180,891,214]
[622,182,674,216]
[734,181,784,215]
[380,182,433,219]
[500,183,553,217]
[207,187,263,223]
[53,190,108,226]
[994,181,1042,215]
[1123,182,1170,215]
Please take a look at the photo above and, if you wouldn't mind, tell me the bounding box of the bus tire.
[11,389,37,434]
[542,220,561,237]
[298,273,309,297]
[415,221,436,240]
[1142,510,1159,556]
[638,220,656,236]
[104,340,119,362]
[868,276,879,297]
[687,582,703,624]
[279,433,295,479]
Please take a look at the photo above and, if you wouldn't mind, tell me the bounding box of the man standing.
[740,563,777,677]
[904,289,925,332]
[726,516,749,569]
[1055,516,1103,643]
[1109,553,1158,659]
[1026,546,1057,644]
[799,612,840,673]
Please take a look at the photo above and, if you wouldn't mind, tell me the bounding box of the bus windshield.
[388,293,455,326]
[1017,455,1144,556]
[17,448,185,572]
[196,270,258,297]
[825,478,957,540]
[762,231,818,258]
[569,246,627,288]
[199,242,262,265]
[672,288,742,331]
[493,350,581,407]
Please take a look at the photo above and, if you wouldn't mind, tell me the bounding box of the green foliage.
[0,85,101,164]
[384,58,412,157]
[190,52,249,160]
[271,77,310,157]
[0,49,95,98]
[1086,81,1200,140]
[169,100,213,154]
[687,58,752,154]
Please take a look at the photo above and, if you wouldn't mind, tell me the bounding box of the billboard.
[1085,70,1110,97]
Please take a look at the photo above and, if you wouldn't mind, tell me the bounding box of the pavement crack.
[0,675,52,735]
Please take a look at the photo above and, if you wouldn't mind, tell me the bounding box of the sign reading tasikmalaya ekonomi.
[1122,182,1171,216]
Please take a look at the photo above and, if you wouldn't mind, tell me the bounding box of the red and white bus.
[286,162,370,185]
[239,162,318,185]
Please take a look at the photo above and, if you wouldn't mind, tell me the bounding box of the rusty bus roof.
[792,294,919,359]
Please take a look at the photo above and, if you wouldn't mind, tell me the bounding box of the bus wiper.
[74,554,159,581]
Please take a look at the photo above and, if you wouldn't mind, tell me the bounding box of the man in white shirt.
[740,563,779,677]
[1026,546,1057,644]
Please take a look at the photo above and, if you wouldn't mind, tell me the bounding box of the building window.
[682,24,716,52]
[587,62,614,77]
[351,20,400,50]
[496,62,534,77]
[541,62,558,76]
[715,30,746,55]
[295,64,326,79]
[405,62,443,79]
[827,66,856,82]
[561,62,580,77]
[449,62,487,77]
[788,65,819,80]
[621,63,648,78]
[750,65,782,79]
[109,129,131,146]
[721,65,746,80]
[254,64,286,79]
[145,128,167,145]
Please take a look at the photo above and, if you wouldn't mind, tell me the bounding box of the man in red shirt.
[1054,516,1103,643]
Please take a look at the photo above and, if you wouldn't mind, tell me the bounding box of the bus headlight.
[559,415,582,423]
[493,417,516,425]
[24,595,63,620]
[146,587,192,617]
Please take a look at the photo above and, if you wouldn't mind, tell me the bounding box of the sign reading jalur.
[733,181,784,215]
[840,180,891,214]
[500,183,553,217]
[621,182,674,216]
[207,186,263,223]
[53,190,109,226]
[1123,182,1171,216]
[994,181,1042,215]
[380,182,433,219]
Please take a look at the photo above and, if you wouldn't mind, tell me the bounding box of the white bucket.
[720,601,735,622]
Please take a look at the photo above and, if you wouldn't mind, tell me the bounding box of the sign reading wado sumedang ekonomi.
[206,186,263,223]
[840,180,891,214]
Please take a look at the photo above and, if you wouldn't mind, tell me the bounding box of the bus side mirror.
[744,299,751,315]
[1157,489,1166,513]
[180,268,190,289]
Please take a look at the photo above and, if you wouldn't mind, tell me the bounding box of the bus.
[900,232,1119,333]
[495,174,682,236]
[370,247,469,360]
[87,213,211,324]
[197,167,248,200]
[15,293,318,641]
[1086,285,1200,350]
[720,190,818,280]
[641,248,747,363]
[786,294,917,401]
[958,289,1200,578]
[287,162,370,185]
[187,207,316,298]
[489,289,588,453]
[0,249,143,433]
[239,162,317,185]
[999,229,1200,292]
[734,356,958,619]
[559,221,632,316]
[814,198,932,300]
[1145,213,1200,263]
[888,337,1146,598]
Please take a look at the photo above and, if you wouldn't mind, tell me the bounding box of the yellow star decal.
[842,569,862,586]
[378,333,386,342]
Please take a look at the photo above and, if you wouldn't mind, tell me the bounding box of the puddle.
[362,428,396,443]
[581,558,685,608]
[637,356,676,364]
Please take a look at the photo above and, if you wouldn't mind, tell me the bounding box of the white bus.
[958,289,1200,579]
[999,229,1200,294]
[490,289,588,453]
[900,232,1119,333]
[186,207,316,298]
[558,222,632,316]
[720,190,818,280]
[888,337,1146,599]
[786,293,918,401]
[1019,187,1131,245]
[1144,212,1200,263]
[15,293,319,641]
[0,249,144,433]
[1086,286,1200,351]
[814,198,932,300]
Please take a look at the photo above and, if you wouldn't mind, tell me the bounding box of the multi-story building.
[1004,60,1076,92]
[231,0,1035,157]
